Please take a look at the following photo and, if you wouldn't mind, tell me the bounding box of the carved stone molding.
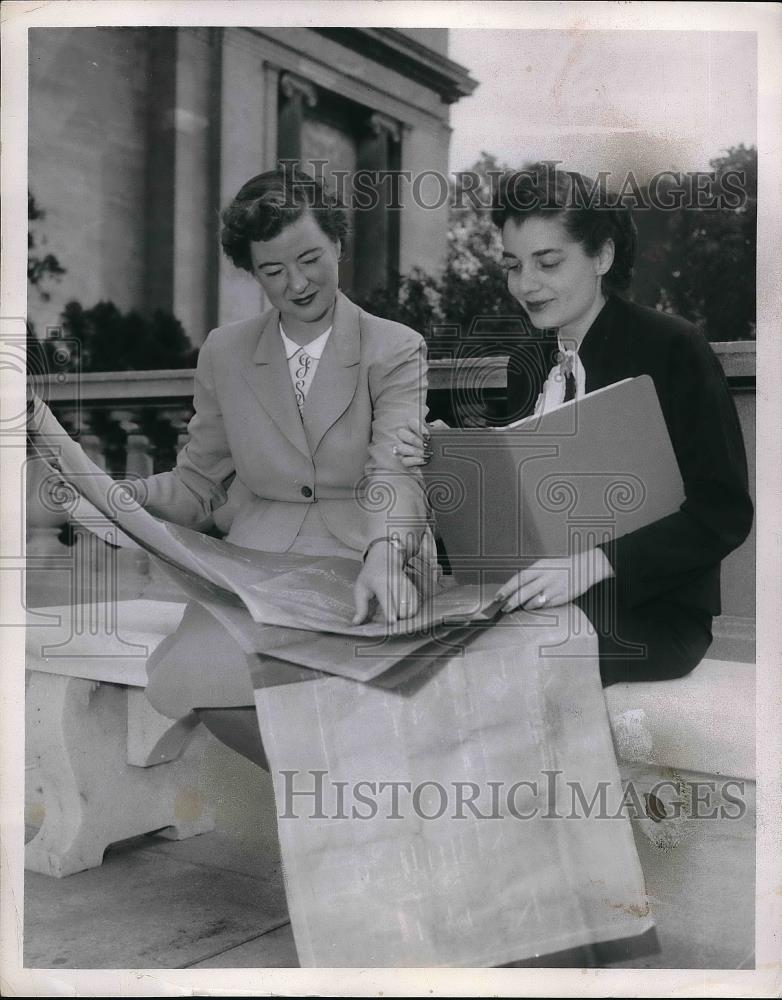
[279,71,318,108]
[368,111,401,144]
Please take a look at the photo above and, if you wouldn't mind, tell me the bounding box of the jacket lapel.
[241,309,311,457]
[301,292,361,454]
[579,295,626,393]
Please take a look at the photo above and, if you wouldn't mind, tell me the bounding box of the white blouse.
[534,338,586,416]
[279,322,333,413]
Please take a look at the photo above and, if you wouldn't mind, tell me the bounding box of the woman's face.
[250,211,341,337]
[501,214,612,341]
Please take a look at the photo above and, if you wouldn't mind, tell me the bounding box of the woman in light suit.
[129,167,432,757]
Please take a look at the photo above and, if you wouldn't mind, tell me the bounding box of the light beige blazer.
[135,291,430,559]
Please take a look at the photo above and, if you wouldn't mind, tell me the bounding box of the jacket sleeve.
[599,329,753,608]
[363,331,431,559]
[124,333,236,528]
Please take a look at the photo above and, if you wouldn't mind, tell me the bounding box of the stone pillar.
[143,28,178,316]
[398,119,451,281]
[354,111,402,300]
[277,71,318,163]
[215,32,278,326]
[171,27,223,345]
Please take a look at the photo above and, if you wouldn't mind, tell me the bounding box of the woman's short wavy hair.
[220,166,349,273]
[490,163,638,292]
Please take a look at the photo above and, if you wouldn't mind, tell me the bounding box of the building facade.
[28,26,476,345]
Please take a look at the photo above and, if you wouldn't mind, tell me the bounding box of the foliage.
[359,148,757,346]
[55,302,196,472]
[358,153,524,356]
[59,300,197,372]
[645,145,756,341]
[28,192,196,373]
[27,196,196,473]
[359,267,442,336]
[28,193,67,301]
[27,193,70,379]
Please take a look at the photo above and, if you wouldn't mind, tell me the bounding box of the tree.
[28,192,197,372]
[27,196,197,474]
[358,153,525,355]
[28,193,67,301]
[60,301,197,372]
[359,148,757,345]
[650,145,756,341]
[27,194,69,380]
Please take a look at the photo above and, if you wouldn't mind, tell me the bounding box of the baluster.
[172,405,191,456]
[70,408,152,603]
[110,408,154,480]
[25,453,74,608]
[58,403,109,470]
[111,407,183,601]
[77,402,107,470]
[80,431,107,471]
[26,403,78,606]
[157,406,191,465]
[27,408,102,605]
[126,434,154,479]
[55,406,79,438]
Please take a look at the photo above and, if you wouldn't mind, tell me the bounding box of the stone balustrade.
[30,341,755,471]
[33,355,512,472]
[24,343,757,659]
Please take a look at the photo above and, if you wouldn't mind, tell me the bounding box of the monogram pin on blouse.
[279,323,333,413]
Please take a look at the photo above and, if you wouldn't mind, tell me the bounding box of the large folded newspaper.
[256,613,656,967]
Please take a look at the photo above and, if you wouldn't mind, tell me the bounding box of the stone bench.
[605,658,755,781]
[25,598,755,879]
[24,600,216,877]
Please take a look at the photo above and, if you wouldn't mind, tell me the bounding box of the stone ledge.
[605,657,755,781]
[711,340,756,379]
[29,342,756,404]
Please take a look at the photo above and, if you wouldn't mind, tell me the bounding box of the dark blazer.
[564,294,752,619]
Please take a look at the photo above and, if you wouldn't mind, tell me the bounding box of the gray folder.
[424,375,686,583]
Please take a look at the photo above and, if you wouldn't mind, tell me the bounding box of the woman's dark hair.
[220,166,349,273]
[491,163,638,292]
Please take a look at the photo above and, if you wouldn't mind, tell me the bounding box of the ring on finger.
[536,592,548,606]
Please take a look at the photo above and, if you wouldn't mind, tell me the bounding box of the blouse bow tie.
[555,349,576,375]
[554,349,578,402]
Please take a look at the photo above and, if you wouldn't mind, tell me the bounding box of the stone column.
[354,111,402,300]
[171,27,222,344]
[143,28,222,344]
[277,71,318,163]
[143,28,178,316]
[215,32,279,326]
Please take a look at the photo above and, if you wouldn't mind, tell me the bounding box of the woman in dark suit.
[396,163,753,686]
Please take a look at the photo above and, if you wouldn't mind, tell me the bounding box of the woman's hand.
[392,418,449,467]
[495,548,615,612]
[352,540,421,625]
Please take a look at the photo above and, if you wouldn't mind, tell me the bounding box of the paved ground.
[24,829,297,969]
[24,749,756,971]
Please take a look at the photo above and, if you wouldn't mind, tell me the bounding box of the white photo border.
[2,1,780,996]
